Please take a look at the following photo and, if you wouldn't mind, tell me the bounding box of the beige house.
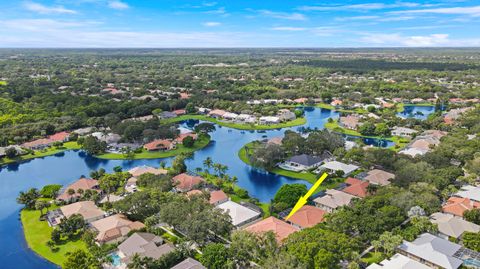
[364,169,395,186]
[90,214,145,244]
[61,201,105,223]
[313,189,356,213]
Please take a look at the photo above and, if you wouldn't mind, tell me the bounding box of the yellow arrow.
[285,172,328,221]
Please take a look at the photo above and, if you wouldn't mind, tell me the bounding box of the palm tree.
[213,163,222,177]
[203,157,213,171]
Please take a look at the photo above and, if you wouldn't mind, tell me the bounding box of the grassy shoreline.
[21,205,87,266]
[0,141,81,166]
[161,114,307,130]
[324,121,409,151]
[96,135,211,160]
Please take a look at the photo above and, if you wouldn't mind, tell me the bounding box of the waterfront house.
[159,111,177,119]
[277,109,296,122]
[91,132,122,144]
[237,114,256,123]
[266,137,283,145]
[396,233,464,269]
[175,132,197,143]
[171,258,206,269]
[173,109,186,116]
[285,205,326,229]
[280,154,325,172]
[208,109,227,118]
[222,112,239,121]
[0,145,24,158]
[216,200,261,227]
[339,115,361,130]
[57,178,100,202]
[172,173,204,192]
[330,99,343,107]
[313,189,356,213]
[143,139,175,151]
[244,216,299,243]
[61,201,104,222]
[116,233,174,266]
[21,131,70,150]
[91,214,145,244]
[259,116,280,125]
[430,212,480,240]
[128,165,168,177]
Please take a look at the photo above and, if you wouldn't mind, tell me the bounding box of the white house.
[216,201,261,227]
[391,126,418,137]
[259,116,280,124]
[315,161,359,176]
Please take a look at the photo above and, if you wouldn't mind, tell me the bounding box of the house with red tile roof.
[442,197,480,217]
[293,98,308,104]
[342,178,370,198]
[48,131,70,142]
[209,190,229,205]
[144,139,175,151]
[286,205,326,229]
[57,178,100,202]
[330,99,343,107]
[244,216,299,243]
[339,115,361,130]
[173,109,186,116]
[175,133,197,143]
[172,173,204,192]
[208,109,227,118]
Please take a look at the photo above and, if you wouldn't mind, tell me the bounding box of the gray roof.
[118,232,172,262]
[287,154,324,166]
[397,233,463,269]
[171,258,206,269]
[430,212,480,239]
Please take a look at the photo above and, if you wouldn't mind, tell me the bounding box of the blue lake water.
[396,105,436,120]
[0,107,394,268]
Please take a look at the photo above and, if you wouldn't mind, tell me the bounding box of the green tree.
[182,136,195,148]
[273,184,308,211]
[17,188,40,209]
[35,199,49,216]
[200,243,233,269]
[40,184,62,198]
[5,147,18,158]
[81,136,107,155]
[463,232,480,251]
[464,209,480,225]
[63,249,100,269]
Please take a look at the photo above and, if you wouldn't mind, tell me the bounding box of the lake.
[0,107,393,268]
[396,105,436,120]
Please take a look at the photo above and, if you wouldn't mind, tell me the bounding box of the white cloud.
[299,2,422,11]
[108,1,129,10]
[271,27,306,31]
[335,16,380,21]
[390,5,480,17]
[203,21,221,27]
[23,1,77,14]
[359,33,480,47]
[258,10,307,21]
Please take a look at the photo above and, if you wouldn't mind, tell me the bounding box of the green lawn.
[0,80,7,86]
[96,135,211,160]
[161,114,306,130]
[324,120,409,151]
[361,252,385,264]
[0,141,81,166]
[21,205,87,266]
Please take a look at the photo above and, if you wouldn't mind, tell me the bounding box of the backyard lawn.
[161,114,306,130]
[21,204,87,266]
[0,141,81,166]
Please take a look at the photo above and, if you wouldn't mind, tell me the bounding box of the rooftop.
[244,216,299,243]
[216,200,261,226]
[286,205,326,229]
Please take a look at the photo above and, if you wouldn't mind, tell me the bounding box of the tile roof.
[287,205,326,229]
[144,139,174,151]
[442,197,480,217]
[209,190,228,205]
[57,178,99,201]
[364,169,395,186]
[244,216,299,243]
[171,258,206,269]
[128,166,168,177]
[287,154,324,167]
[60,201,105,220]
[118,233,173,262]
[430,212,480,239]
[367,253,430,269]
[172,173,204,192]
[91,214,145,243]
[342,178,370,198]
[313,189,356,210]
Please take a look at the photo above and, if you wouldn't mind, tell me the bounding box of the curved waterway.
[0,107,394,268]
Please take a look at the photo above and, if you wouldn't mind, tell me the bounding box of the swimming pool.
[110,252,122,267]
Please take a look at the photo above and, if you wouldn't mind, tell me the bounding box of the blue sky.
[0,0,479,47]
